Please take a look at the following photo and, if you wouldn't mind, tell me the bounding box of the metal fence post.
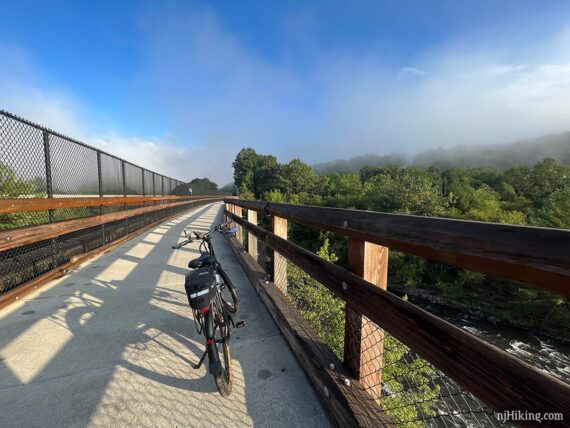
[344,239,388,403]
[42,131,54,222]
[97,151,103,199]
[42,130,58,267]
[97,150,105,242]
[121,160,127,197]
[122,160,128,233]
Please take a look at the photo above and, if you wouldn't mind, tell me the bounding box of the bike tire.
[218,266,240,313]
[213,316,233,397]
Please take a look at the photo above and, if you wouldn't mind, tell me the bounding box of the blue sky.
[2,1,570,184]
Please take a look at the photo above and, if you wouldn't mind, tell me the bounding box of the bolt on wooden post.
[247,209,258,261]
[272,215,288,293]
[344,238,388,402]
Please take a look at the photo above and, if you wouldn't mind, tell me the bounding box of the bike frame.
[186,223,236,377]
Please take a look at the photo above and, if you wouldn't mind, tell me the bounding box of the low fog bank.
[313,132,570,174]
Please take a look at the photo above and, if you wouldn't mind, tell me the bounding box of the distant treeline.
[313,132,570,174]
[171,177,236,196]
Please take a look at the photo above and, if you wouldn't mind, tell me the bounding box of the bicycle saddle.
[189,254,216,269]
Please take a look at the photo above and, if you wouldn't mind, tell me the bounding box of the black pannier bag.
[185,266,216,311]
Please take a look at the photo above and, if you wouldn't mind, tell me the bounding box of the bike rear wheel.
[213,314,233,397]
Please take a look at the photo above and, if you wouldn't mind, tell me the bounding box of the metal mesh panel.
[50,134,98,196]
[124,163,144,195]
[0,114,49,229]
[53,206,98,221]
[285,253,346,355]
[144,170,153,196]
[257,239,271,274]
[101,153,123,195]
[0,114,46,197]
[0,239,54,294]
[154,174,162,196]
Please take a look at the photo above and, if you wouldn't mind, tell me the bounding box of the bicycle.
[172,222,243,396]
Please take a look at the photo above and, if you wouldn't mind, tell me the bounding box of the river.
[398,295,569,427]
[410,297,570,384]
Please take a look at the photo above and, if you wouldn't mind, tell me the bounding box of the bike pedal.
[236,320,245,329]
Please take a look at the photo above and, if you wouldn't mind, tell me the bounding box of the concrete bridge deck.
[0,203,330,427]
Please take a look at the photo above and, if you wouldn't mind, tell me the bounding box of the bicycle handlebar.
[171,237,193,250]
[171,222,232,250]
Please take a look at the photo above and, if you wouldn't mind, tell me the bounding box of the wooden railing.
[0,195,216,214]
[0,195,222,251]
[224,199,570,426]
[0,196,223,308]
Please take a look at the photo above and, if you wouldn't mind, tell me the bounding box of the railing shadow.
[0,204,250,426]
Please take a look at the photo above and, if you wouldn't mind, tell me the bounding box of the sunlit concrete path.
[0,203,330,427]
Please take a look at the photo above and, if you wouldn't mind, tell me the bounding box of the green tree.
[533,187,570,228]
[364,167,448,216]
[232,147,260,196]
[464,185,526,224]
[0,163,47,229]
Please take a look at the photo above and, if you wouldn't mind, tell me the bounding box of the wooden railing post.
[234,206,243,244]
[272,215,288,292]
[224,202,231,223]
[247,209,258,261]
[344,239,388,402]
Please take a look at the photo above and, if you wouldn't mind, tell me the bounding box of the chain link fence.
[0,110,185,227]
[230,209,504,427]
[0,110,217,296]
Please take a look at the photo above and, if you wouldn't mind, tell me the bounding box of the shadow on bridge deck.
[0,203,329,427]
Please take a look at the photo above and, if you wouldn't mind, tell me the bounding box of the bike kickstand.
[194,349,208,370]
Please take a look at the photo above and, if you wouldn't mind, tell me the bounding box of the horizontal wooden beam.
[225,200,570,296]
[0,195,221,214]
[226,210,570,422]
[226,199,266,212]
[0,198,223,252]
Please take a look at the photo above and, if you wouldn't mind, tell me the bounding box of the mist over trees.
[314,132,570,174]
